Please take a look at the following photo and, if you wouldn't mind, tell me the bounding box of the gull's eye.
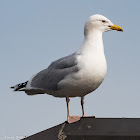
[102,20,106,23]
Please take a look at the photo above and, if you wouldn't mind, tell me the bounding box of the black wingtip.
[10,81,28,91]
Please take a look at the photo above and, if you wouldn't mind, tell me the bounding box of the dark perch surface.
[23,117,140,140]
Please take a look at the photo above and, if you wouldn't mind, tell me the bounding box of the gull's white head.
[84,14,123,36]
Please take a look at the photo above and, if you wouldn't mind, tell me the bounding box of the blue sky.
[1,0,140,139]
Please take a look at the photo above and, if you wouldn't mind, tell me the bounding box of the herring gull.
[11,14,123,123]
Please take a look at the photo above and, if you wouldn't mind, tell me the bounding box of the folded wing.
[30,53,79,91]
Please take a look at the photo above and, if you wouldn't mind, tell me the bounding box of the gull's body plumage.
[18,30,106,97]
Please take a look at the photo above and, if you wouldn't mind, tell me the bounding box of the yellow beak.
[110,24,123,32]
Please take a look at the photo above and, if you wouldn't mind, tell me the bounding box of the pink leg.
[66,96,70,117]
[66,97,81,123]
[81,96,95,118]
[81,96,85,117]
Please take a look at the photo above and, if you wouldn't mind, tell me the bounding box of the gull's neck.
[78,30,104,55]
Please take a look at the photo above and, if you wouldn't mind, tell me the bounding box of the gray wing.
[30,53,79,90]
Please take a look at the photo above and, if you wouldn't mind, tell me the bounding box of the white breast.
[76,50,107,90]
